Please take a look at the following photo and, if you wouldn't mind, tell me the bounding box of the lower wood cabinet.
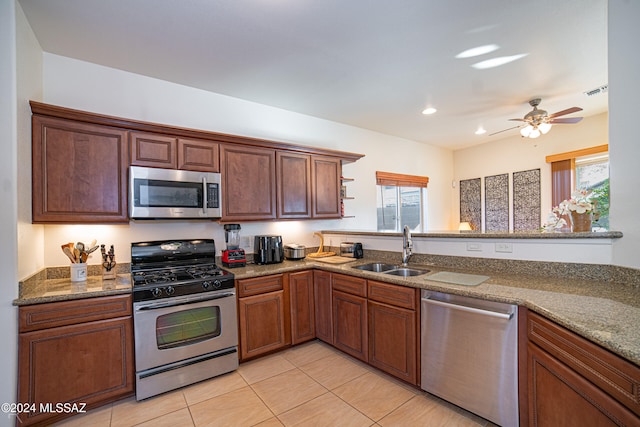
[17,295,134,426]
[237,274,290,361]
[313,270,333,344]
[332,274,368,362]
[526,310,640,426]
[289,270,315,345]
[367,280,419,385]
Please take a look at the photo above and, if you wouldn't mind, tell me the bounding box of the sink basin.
[384,267,431,277]
[352,263,397,272]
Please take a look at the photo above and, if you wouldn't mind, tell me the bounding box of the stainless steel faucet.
[402,225,412,266]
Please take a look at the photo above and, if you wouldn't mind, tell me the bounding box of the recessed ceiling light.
[422,107,437,115]
[471,53,528,70]
[475,128,487,135]
[455,44,499,59]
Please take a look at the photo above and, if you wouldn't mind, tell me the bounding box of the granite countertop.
[230,257,640,366]
[321,229,623,239]
[15,256,640,367]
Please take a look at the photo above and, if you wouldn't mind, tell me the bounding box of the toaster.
[254,235,284,264]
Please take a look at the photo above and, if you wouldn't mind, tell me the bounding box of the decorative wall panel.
[513,169,541,231]
[459,178,481,230]
[484,173,509,232]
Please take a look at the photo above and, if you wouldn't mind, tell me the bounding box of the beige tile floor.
[54,341,494,427]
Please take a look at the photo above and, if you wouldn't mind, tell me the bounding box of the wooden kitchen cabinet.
[526,310,640,426]
[367,280,419,385]
[220,144,277,221]
[130,131,177,168]
[311,155,342,219]
[313,270,333,344]
[332,274,368,362]
[276,151,312,219]
[31,115,128,223]
[17,295,134,426]
[237,274,290,361]
[289,270,315,345]
[177,138,220,172]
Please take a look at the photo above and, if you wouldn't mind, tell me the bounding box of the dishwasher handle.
[422,296,513,320]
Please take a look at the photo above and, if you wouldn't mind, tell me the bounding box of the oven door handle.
[136,292,235,311]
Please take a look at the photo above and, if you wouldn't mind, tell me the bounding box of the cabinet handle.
[422,297,513,320]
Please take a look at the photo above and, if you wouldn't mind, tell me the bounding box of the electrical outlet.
[495,242,513,253]
[242,236,252,249]
[466,242,482,251]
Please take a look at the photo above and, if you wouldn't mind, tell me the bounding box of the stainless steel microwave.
[129,166,222,219]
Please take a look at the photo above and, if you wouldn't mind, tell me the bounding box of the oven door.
[133,290,237,372]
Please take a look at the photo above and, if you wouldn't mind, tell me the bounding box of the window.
[547,144,609,231]
[375,171,428,232]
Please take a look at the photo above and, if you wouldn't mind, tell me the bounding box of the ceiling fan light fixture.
[520,125,533,137]
[529,128,541,139]
[539,122,552,134]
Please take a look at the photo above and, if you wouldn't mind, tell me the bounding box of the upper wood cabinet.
[32,115,129,223]
[312,156,342,218]
[220,144,277,221]
[277,152,312,219]
[178,138,220,172]
[130,132,220,172]
[130,131,177,168]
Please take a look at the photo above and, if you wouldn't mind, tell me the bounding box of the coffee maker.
[221,224,246,268]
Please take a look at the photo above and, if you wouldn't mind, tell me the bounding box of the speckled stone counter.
[14,263,132,306]
[15,254,640,367]
[230,254,640,367]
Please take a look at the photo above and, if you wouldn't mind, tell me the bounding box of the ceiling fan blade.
[549,117,583,124]
[489,125,522,136]
[508,118,527,122]
[549,107,583,118]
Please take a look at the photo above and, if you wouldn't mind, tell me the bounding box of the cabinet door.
[32,116,129,223]
[238,291,288,361]
[220,144,276,221]
[368,300,417,384]
[289,270,315,345]
[276,152,311,219]
[314,270,333,344]
[333,290,368,362]
[130,131,177,168]
[311,156,341,218]
[528,342,639,426]
[17,317,134,426]
[178,138,220,172]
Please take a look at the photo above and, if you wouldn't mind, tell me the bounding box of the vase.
[570,211,592,232]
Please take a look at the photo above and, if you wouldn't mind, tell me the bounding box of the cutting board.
[311,256,358,264]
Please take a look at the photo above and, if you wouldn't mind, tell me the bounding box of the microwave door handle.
[202,176,208,215]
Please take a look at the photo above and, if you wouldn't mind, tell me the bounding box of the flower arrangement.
[541,189,596,232]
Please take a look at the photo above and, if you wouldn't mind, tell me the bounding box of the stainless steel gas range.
[131,239,238,400]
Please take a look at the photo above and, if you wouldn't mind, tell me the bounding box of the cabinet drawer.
[528,311,640,416]
[332,273,366,297]
[19,294,132,333]
[368,280,417,310]
[238,274,284,297]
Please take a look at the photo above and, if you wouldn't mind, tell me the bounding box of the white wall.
[452,112,608,230]
[609,0,640,270]
[1,0,18,423]
[35,54,454,268]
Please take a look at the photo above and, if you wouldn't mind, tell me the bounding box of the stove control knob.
[213,280,222,289]
[151,288,162,298]
[166,286,175,296]
[202,281,211,290]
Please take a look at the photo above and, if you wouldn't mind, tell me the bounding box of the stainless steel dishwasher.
[421,290,518,427]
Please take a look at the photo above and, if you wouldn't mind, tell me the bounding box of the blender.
[222,224,246,268]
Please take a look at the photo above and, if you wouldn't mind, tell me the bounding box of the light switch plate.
[466,242,482,251]
[495,242,513,253]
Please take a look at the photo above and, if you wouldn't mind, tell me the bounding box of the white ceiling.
[18,0,608,150]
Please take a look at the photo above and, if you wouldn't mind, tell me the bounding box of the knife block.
[102,260,117,280]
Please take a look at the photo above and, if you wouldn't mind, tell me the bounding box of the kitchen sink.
[352,262,397,272]
[384,267,430,277]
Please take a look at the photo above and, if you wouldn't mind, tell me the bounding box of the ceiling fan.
[490,98,583,138]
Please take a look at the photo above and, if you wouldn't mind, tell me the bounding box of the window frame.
[375,171,429,232]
